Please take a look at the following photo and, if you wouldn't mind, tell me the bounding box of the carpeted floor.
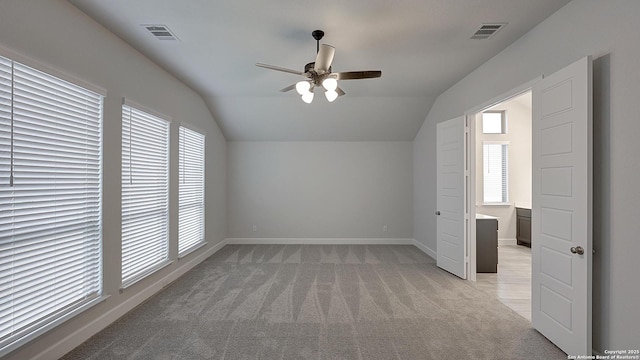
[62,245,565,359]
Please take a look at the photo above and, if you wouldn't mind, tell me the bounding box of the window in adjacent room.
[482,110,507,134]
[121,101,169,287]
[178,126,205,256]
[0,55,103,355]
[483,141,509,204]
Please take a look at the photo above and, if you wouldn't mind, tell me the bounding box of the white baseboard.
[412,240,437,259]
[227,238,415,245]
[34,238,229,360]
[498,238,517,246]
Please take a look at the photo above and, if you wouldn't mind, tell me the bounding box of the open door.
[436,116,466,279]
[531,56,592,355]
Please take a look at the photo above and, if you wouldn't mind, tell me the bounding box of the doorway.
[467,89,533,321]
[453,57,593,355]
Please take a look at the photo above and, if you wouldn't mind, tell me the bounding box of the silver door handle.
[435,211,441,216]
[570,246,584,255]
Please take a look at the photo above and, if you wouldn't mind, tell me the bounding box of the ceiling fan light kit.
[301,92,314,104]
[295,81,311,95]
[322,78,337,91]
[325,90,339,102]
[256,30,382,104]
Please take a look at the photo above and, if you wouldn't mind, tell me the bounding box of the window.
[0,56,103,354]
[482,111,506,134]
[483,141,509,204]
[178,126,205,255]
[121,102,169,286]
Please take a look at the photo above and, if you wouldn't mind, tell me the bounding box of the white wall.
[0,1,226,359]
[414,0,640,351]
[475,93,532,241]
[228,142,413,239]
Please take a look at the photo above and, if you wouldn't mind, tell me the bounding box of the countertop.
[476,213,498,220]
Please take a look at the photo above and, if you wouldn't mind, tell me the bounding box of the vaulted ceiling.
[68,0,570,141]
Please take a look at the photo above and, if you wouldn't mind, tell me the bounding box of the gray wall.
[0,1,226,359]
[414,0,640,351]
[228,142,413,239]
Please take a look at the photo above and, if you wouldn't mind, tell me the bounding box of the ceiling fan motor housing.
[304,62,315,73]
[304,62,331,74]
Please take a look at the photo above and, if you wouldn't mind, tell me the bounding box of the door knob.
[570,246,584,255]
[435,211,441,216]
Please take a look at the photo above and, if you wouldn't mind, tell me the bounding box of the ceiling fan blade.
[280,84,296,92]
[335,70,382,80]
[314,44,335,73]
[256,63,305,76]
[336,87,346,96]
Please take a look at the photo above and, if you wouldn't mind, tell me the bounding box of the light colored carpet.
[62,245,565,359]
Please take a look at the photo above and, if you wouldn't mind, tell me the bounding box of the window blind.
[121,103,169,286]
[483,142,508,203]
[0,56,102,352]
[178,126,205,255]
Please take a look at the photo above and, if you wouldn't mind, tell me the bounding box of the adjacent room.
[1,1,639,359]
[473,92,533,321]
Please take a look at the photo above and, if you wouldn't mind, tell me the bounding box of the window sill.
[0,295,110,357]
[120,259,174,291]
[481,202,511,206]
[178,241,207,259]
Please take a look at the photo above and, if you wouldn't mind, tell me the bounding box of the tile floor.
[475,244,532,321]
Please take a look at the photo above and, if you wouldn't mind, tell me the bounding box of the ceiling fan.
[256,30,382,103]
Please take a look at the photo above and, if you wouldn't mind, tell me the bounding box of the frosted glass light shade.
[296,81,311,95]
[301,92,314,103]
[322,78,337,91]
[325,90,338,102]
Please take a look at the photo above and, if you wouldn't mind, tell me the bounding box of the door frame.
[464,78,541,282]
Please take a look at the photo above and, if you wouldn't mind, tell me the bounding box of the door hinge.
[465,256,470,264]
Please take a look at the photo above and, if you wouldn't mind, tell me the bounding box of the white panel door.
[532,56,592,355]
[437,116,466,279]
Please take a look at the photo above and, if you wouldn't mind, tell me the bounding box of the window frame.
[482,140,510,205]
[482,110,507,134]
[178,125,206,256]
[120,100,171,288]
[0,54,105,356]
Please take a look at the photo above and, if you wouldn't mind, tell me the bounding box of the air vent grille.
[143,24,179,41]
[471,23,506,40]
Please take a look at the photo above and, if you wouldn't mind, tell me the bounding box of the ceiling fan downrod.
[312,30,324,53]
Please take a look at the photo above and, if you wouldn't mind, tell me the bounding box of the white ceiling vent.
[142,24,179,41]
[470,23,506,40]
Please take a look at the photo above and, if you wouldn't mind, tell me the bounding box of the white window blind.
[0,56,102,353]
[483,142,509,204]
[178,126,205,255]
[121,103,169,286]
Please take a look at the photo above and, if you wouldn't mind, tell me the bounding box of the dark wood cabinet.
[476,215,498,273]
[516,207,531,247]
